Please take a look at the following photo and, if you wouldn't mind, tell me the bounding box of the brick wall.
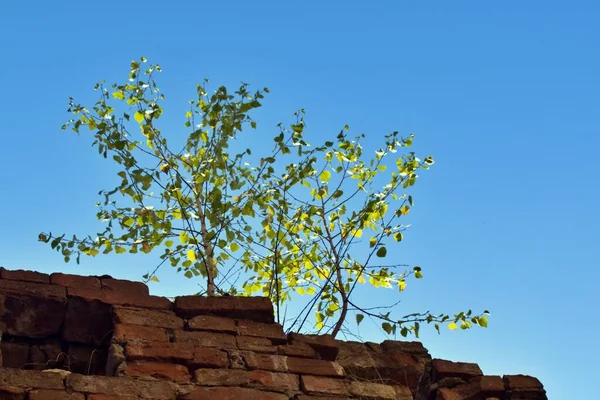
[0,267,547,400]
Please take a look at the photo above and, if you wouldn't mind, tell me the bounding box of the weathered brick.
[392,385,413,400]
[0,386,25,400]
[294,396,352,400]
[503,374,543,390]
[243,352,287,372]
[0,279,64,298]
[278,342,318,359]
[114,306,183,329]
[0,341,30,368]
[0,268,49,284]
[187,315,237,333]
[88,395,138,400]
[194,368,248,386]
[173,330,236,348]
[189,347,229,368]
[125,342,194,364]
[431,359,483,381]
[247,369,299,393]
[380,340,429,356]
[348,380,397,399]
[174,296,274,323]
[67,287,171,310]
[29,340,64,370]
[113,324,169,343]
[66,374,177,399]
[67,343,108,375]
[0,280,67,338]
[301,375,349,397]
[28,389,85,400]
[101,277,149,295]
[287,357,344,377]
[181,386,288,400]
[237,336,277,354]
[237,320,287,342]
[0,368,65,389]
[288,333,338,361]
[50,273,101,289]
[62,296,113,345]
[120,360,190,382]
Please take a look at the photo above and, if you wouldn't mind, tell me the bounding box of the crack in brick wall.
[0,267,547,400]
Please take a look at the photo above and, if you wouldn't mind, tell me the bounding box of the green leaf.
[319,170,331,183]
[479,315,488,328]
[393,232,403,242]
[356,314,364,325]
[112,91,125,100]
[123,218,134,227]
[230,242,240,252]
[165,240,174,248]
[413,266,423,279]
[382,322,393,335]
[187,249,196,261]
[179,231,189,244]
[115,246,126,254]
[369,237,377,248]
[448,322,458,330]
[134,111,144,124]
[376,247,387,257]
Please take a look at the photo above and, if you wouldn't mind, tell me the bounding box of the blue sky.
[1,1,598,398]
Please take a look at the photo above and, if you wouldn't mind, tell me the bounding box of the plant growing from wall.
[39,58,488,338]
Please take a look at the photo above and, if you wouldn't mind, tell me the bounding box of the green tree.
[40,58,488,337]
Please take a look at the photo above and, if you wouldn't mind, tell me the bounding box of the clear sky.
[1,1,598,398]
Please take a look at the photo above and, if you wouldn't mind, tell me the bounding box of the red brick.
[237,320,287,342]
[194,368,248,386]
[0,341,30,369]
[380,340,429,356]
[503,374,543,390]
[301,375,349,397]
[431,359,483,381]
[120,360,190,382]
[0,279,65,298]
[175,296,274,323]
[243,352,287,372]
[173,330,236,348]
[0,369,64,389]
[1,293,66,338]
[181,386,288,400]
[113,324,169,343]
[50,273,101,289]
[0,268,49,284]
[28,389,84,400]
[62,296,113,345]
[101,277,149,295]
[125,342,194,363]
[278,342,318,358]
[437,388,462,400]
[67,287,171,310]
[288,333,338,361]
[66,374,177,399]
[187,315,237,333]
[347,381,396,399]
[247,369,299,393]
[189,347,229,368]
[287,357,344,377]
[113,306,184,329]
[237,336,277,354]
